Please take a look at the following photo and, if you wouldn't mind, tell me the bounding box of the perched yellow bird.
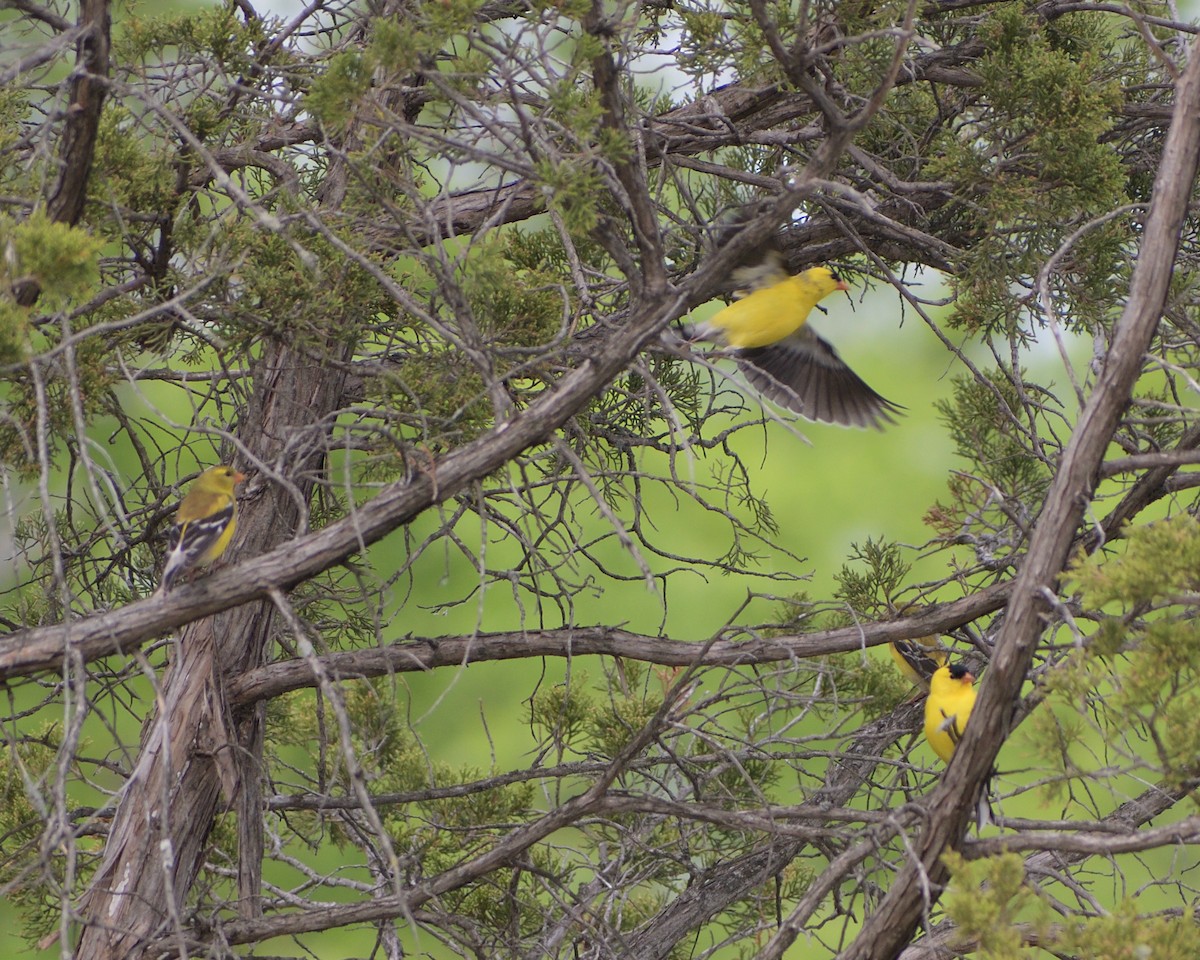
[688,255,901,429]
[890,636,948,688]
[159,465,246,593]
[924,662,992,827]
[923,663,976,762]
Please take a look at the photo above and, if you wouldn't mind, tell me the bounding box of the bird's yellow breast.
[923,667,977,763]
[706,272,838,348]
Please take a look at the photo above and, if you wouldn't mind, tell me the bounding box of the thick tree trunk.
[77,338,352,956]
[73,0,425,940]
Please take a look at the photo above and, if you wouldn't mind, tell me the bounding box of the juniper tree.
[2,1,1200,959]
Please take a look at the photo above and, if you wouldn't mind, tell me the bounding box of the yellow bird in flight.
[688,253,901,429]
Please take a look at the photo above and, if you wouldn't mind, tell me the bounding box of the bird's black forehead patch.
[948,662,972,680]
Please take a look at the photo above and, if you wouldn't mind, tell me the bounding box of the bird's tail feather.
[975,772,996,830]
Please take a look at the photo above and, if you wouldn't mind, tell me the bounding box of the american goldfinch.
[924,662,993,827]
[159,465,246,593]
[890,636,948,688]
[688,254,901,429]
[923,663,976,762]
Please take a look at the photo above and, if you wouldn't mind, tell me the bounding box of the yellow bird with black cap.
[686,252,901,429]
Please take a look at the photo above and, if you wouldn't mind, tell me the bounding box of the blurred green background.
[2,277,976,957]
[389,280,965,762]
[3,0,1191,953]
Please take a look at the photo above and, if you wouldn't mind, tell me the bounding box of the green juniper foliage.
[3,1,1200,958]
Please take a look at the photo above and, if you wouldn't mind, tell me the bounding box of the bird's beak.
[835,280,850,292]
[963,671,976,683]
[233,471,248,485]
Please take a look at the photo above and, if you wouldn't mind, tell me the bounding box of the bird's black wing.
[892,638,943,684]
[736,326,903,430]
[159,504,234,593]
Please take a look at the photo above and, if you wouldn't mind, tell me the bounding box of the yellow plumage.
[706,267,847,348]
[689,262,901,429]
[923,663,977,763]
[159,465,246,593]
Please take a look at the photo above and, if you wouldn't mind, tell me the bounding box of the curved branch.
[839,32,1200,960]
[227,582,1011,706]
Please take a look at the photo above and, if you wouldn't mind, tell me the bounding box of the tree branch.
[839,32,1200,960]
[13,0,110,305]
[226,585,1010,706]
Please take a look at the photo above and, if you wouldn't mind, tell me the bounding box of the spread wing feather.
[735,327,902,430]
